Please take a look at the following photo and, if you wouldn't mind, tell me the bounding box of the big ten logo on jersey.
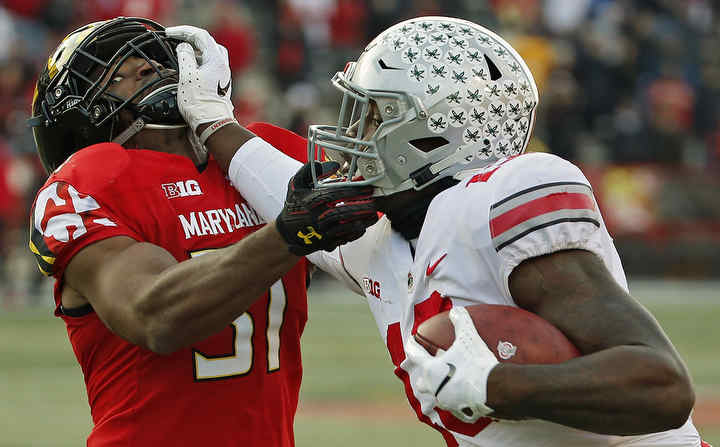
[362,276,381,300]
[162,179,203,198]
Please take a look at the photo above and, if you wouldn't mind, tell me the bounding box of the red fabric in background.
[329,0,367,47]
[0,141,23,225]
[2,0,49,18]
[81,0,174,22]
[212,22,256,74]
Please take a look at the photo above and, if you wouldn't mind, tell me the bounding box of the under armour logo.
[297,226,322,245]
[217,79,231,96]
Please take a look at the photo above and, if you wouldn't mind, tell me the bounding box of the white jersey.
[329,153,700,447]
[228,144,700,446]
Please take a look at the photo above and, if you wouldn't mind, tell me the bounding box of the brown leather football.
[414,304,580,364]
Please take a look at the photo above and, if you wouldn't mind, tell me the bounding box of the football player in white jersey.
[185,17,705,447]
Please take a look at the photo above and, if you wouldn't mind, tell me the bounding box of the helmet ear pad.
[34,105,115,173]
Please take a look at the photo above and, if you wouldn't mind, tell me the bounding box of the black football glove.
[276,161,378,256]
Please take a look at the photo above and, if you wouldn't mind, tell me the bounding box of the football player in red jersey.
[27,18,377,446]
[203,16,705,447]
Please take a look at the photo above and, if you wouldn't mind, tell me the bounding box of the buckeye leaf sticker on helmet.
[308,16,539,197]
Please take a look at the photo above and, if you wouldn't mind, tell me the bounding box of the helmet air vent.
[378,59,403,70]
[484,54,502,81]
[409,136,449,153]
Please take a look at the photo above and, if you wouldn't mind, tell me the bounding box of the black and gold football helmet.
[29,17,184,173]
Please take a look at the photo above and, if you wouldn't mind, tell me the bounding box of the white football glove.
[165,25,234,134]
[401,307,500,423]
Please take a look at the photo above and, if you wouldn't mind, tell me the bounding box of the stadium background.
[0,0,718,445]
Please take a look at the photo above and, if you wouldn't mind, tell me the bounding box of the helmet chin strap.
[112,117,147,145]
[111,117,206,165]
[186,125,208,163]
[112,83,188,145]
[145,123,187,129]
[112,118,188,145]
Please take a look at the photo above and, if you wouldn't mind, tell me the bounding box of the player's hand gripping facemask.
[275,162,379,256]
[166,26,235,143]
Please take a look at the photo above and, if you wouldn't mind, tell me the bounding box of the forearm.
[134,223,298,353]
[200,122,255,172]
[487,345,694,435]
[202,123,300,221]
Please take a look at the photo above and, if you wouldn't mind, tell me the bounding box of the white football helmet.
[308,16,538,196]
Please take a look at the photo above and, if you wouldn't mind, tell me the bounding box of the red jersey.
[29,123,309,446]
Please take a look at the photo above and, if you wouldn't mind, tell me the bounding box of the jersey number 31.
[190,250,287,381]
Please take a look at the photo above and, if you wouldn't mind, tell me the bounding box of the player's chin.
[374,189,416,213]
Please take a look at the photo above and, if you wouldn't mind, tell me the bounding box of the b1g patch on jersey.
[29,182,117,275]
[489,182,600,252]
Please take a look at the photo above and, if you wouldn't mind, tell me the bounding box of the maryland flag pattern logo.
[29,182,117,275]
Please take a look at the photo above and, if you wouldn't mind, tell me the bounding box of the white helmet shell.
[308,16,538,196]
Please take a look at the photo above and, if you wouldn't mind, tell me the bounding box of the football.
[414,304,580,364]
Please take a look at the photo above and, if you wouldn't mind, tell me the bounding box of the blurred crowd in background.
[1,0,719,307]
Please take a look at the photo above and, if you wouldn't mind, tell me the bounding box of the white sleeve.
[311,217,395,298]
[485,153,605,294]
[228,137,365,296]
[227,137,301,221]
[307,247,364,296]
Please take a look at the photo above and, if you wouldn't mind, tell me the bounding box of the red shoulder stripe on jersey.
[488,181,600,251]
[490,192,595,237]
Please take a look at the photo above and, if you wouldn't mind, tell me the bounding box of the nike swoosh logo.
[435,362,456,397]
[426,253,447,276]
[217,79,231,97]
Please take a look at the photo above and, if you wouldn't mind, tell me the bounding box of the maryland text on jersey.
[178,203,265,239]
